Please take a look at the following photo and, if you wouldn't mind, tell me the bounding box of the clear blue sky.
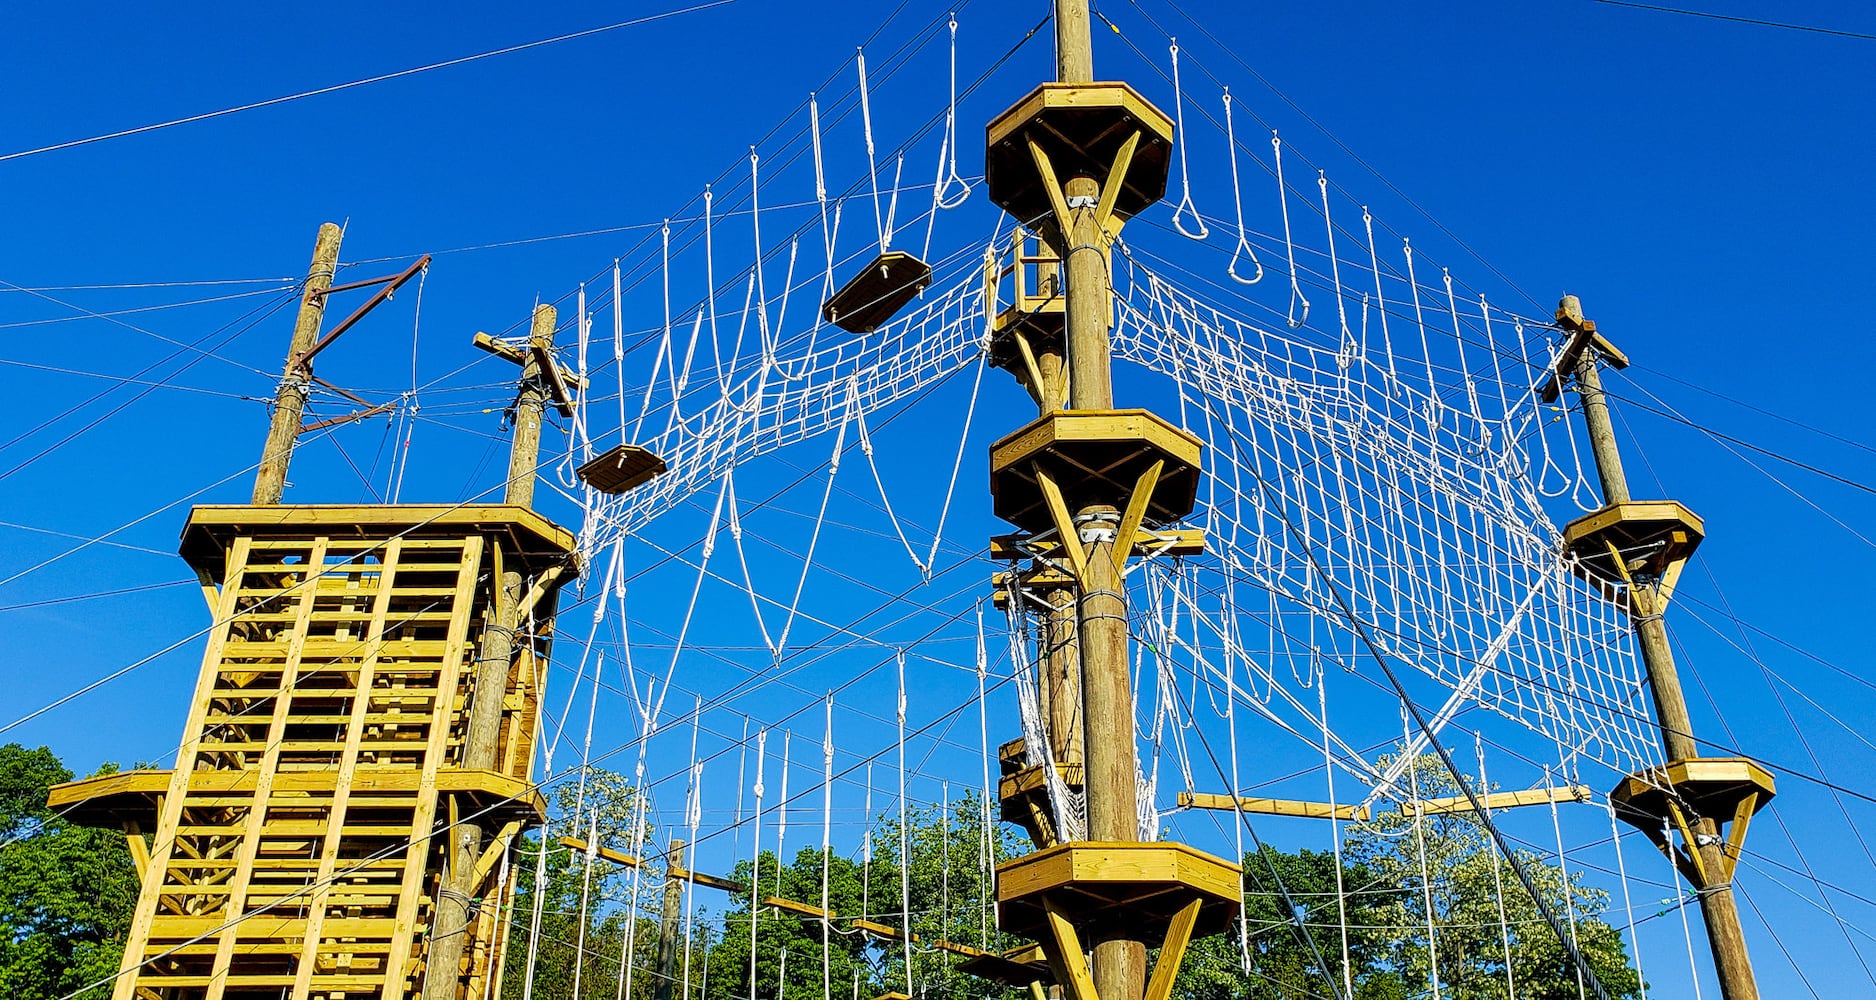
[2,2,1873,997]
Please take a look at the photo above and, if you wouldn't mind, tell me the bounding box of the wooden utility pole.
[424,303,557,1000]
[976,9,1235,1000]
[253,222,343,504]
[654,839,688,1000]
[1557,296,1763,1000]
[1055,3,1145,999]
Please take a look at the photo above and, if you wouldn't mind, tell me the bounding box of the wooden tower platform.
[50,504,577,1000]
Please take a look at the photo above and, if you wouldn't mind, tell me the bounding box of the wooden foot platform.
[986,83,1174,226]
[989,409,1202,534]
[1610,757,1774,888]
[577,443,668,495]
[822,250,931,333]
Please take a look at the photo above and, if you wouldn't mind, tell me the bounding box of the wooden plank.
[1143,897,1201,1000]
[1040,898,1097,1000]
[382,534,484,998]
[1032,466,1087,584]
[764,896,832,919]
[292,537,401,997]
[203,537,329,1000]
[670,868,748,895]
[558,836,642,869]
[1178,791,1371,822]
[1400,785,1592,817]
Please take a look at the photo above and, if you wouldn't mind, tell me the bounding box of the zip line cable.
[0,1,747,164]
[1586,0,1876,41]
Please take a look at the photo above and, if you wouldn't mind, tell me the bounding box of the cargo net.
[1111,257,1663,777]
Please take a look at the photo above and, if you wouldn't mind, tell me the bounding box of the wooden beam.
[669,867,748,895]
[764,897,832,920]
[1026,137,1074,238]
[1400,785,1591,817]
[1093,130,1142,233]
[1178,791,1370,822]
[1111,458,1163,569]
[1032,465,1087,584]
[1143,897,1201,1000]
[1040,898,1098,1000]
[558,835,641,869]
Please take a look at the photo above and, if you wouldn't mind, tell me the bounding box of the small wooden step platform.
[577,444,667,495]
[822,251,931,333]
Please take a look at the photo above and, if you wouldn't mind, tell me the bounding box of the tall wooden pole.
[252,222,342,504]
[1052,3,1147,999]
[1563,297,1758,1000]
[424,303,556,1000]
[654,839,688,1000]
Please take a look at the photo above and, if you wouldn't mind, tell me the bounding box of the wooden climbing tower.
[973,6,1240,1000]
[49,505,576,999]
[53,506,577,998]
[1554,295,1771,1000]
[46,230,589,1000]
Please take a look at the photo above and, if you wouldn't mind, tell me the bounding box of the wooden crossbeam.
[1400,785,1592,817]
[558,836,641,869]
[1178,791,1370,822]
[668,867,748,895]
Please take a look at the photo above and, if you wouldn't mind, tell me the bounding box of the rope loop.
[1222,88,1263,284]
[1167,41,1208,240]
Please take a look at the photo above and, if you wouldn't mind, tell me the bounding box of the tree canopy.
[0,744,139,1000]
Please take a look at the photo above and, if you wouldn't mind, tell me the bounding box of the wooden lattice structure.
[51,504,576,1000]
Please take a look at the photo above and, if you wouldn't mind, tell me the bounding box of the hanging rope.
[748,728,767,1000]
[1221,89,1262,284]
[1167,41,1207,240]
[896,650,915,1000]
[1271,132,1310,327]
[858,50,891,252]
[934,14,971,210]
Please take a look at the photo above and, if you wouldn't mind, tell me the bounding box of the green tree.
[502,768,664,1000]
[0,744,140,1000]
[1343,753,1643,1000]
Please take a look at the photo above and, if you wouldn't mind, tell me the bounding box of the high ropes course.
[0,4,1872,1000]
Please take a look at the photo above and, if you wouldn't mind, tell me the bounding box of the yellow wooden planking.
[1143,897,1203,1000]
[1401,785,1591,817]
[558,836,643,869]
[1178,791,1371,822]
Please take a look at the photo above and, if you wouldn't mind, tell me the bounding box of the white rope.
[748,727,767,1000]
[975,606,995,946]
[1479,739,1518,1000]
[934,14,971,211]
[1167,41,1208,240]
[776,383,853,654]
[1271,132,1310,328]
[1323,678,1353,998]
[896,650,914,1000]
[776,730,792,891]
[569,805,601,999]
[681,698,703,1000]
[822,694,835,1000]
[858,50,889,252]
[1405,723,1443,1000]
[1672,818,1706,1000]
[922,349,987,579]
[613,260,628,442]
[1221,89,1262,284]
[1547,764,1589,1000]
[1606,800,1648,1000]
[856,408,927,575]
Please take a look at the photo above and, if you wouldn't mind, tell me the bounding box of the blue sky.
[2,2,1873,997]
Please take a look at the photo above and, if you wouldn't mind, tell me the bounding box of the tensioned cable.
[0,1,747,164]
